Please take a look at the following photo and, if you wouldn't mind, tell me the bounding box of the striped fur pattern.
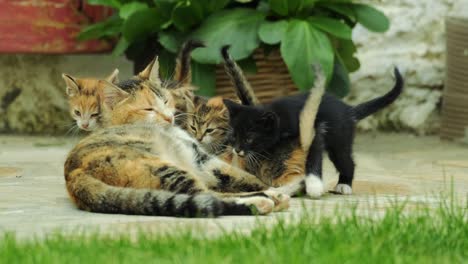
[221,46,260,106]
[64,59,290,217]
[173,40,205,86]
[185,96,233,155]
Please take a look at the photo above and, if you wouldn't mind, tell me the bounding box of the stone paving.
[0,133,467,240]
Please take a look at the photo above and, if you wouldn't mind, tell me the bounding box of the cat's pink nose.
[163,116,173,124]
[82,123,89,129]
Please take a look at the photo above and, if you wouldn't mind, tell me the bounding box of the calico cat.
[63,69,119,131]
[221,47,404,197]
[64,57,290,217]
[63,40,203,132]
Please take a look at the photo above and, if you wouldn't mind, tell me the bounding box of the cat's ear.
[260,112,278,132]
[62,74,80,97]
[99,81,129,109]
[223,99,242,117]
[207,97,224,109]
[106,68,119,84]
[138,56,162,86]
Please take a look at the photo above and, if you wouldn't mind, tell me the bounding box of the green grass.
[1,199,467,264]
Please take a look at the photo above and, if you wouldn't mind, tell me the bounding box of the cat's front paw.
[265,189,290,211]
[333,184,352,195]
[305,174,324,199]
[236,197,275,215]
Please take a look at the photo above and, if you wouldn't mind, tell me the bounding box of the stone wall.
[348,0,468,134]
[0,55,132,134]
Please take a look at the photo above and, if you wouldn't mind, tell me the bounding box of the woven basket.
[215,49,299,103]
[441,17,468,140]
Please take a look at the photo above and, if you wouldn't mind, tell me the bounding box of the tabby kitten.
[221,46,404,197]
[185,96,235,155]
[63,40,203,132]
[64,57,289,217]
[63,69,119,131]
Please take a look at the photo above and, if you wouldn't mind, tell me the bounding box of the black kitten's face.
[223,100,280,156]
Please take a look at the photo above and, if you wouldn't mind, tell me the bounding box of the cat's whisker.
[65,124,78,136]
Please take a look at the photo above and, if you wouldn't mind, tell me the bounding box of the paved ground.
[1,133,467,240]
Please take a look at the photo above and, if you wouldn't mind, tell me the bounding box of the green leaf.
[258,20,288,45]
[352,4,389,32]
[172,0,230,32]
[111,38,129,57]
[171,1,204,32]
[192,62,216,96]
[326,57,350,98]
[119,2,148,19]
[122,8,166,43]
[77,16,122,41]
[190,8,265,64]
[322,4,356,21]
[269,0,300,16]
[202,0,230,13]
[335,39,360,72]
[158,30,185,53]
[86,0,121,8]
[153,1,178,29]
[280,19,334,91]
[308,16,352,39]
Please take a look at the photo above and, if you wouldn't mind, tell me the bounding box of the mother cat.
[63,57,291,217]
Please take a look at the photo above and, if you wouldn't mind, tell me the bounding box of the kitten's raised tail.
[299,64,326,153]
[66,171,254,217]
[174,39,205,85]
[221,45,260,106]
[352,67,404,121]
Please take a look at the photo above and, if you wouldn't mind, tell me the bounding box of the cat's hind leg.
[149,161,277,215]
[327,141,354,195]
[304,134,325,198]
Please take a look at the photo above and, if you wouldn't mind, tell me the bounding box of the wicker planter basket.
[215,49,299,103]
[441,17,468,140]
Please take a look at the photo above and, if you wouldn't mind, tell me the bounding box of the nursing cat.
[64,57,290,217]
[221,46,404,197]
[63,40,203,132]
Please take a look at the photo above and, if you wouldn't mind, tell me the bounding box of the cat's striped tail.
[66,170,254,217]
[221,46,260,106]
[299,64,325,153]
[174,40,205,85]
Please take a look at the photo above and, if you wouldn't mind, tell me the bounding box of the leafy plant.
[79,0,390,97]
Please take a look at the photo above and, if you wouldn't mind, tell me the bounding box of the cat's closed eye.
[74,110,81,117]
[91,113,99,118]
[206,128,214,133]
[190,125,196,131]
[143,108,154,112]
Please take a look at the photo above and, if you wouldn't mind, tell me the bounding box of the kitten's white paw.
[334,184,352,195]
[265,189,290,211]
[236,197,274,215]
[305,174,324,199]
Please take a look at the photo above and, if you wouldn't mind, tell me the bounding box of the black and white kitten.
[222,47,404,197]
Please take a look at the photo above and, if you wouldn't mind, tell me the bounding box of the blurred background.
[0,0,466,143]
